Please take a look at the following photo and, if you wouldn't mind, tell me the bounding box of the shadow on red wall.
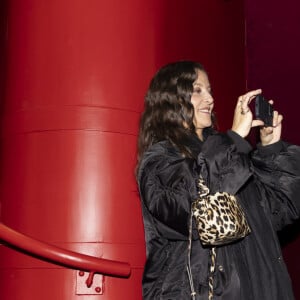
[152,0,246,132]
[246,1,300,298]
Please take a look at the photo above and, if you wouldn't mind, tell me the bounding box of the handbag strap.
[188,209,217,300]
[208,247,216,300]
[198,176,210,197]
[187,211,197,299]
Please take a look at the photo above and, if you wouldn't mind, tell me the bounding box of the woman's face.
[191,70,214,138]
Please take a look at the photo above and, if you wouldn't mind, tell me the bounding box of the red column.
[0,0,152,298]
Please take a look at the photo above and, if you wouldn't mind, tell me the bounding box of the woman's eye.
[193,88,202,94]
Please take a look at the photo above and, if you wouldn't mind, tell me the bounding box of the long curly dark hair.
[137,61,215,168]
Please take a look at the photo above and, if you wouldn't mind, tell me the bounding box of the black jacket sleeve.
[251,140,300,230]
[139,148,197,239]
[199,131,253,195]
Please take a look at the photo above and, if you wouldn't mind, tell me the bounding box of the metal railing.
[0,222,131,278]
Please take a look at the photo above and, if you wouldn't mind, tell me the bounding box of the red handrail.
[0,222,131,278]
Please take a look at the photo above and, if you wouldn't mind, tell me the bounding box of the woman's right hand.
[231,89,264,138]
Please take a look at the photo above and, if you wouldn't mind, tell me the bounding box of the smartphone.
[255,94,273,127]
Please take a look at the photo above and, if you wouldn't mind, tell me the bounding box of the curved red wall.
[0,1,148,298]
[0,1,245,299]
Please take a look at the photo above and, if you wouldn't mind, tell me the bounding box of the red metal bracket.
[76,271,104,295]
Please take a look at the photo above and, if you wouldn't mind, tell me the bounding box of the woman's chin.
[194,121,212,130]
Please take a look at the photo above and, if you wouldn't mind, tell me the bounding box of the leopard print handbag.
[192,176,251,246]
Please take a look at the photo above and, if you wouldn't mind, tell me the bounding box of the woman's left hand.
[260,108,283,146]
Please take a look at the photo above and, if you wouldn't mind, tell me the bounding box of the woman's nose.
[204,93,214,104]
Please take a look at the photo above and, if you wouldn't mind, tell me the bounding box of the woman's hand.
[260,108,283,146]
[231,89,264,138]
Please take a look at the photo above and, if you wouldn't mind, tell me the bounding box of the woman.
[137,61,300,299]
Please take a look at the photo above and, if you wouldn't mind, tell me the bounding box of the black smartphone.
[255,94,273,127]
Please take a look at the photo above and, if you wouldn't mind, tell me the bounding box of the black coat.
[138,131,300,300]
